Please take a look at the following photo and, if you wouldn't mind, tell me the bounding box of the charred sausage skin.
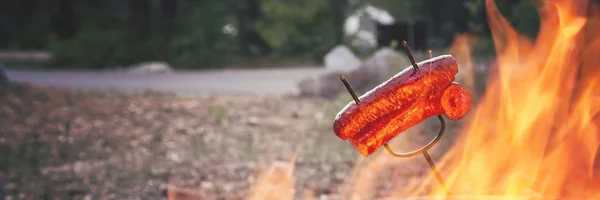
[333,55,459,140]
[350,83,471,156]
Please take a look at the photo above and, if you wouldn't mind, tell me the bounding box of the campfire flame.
[397,0,600,198]
[448,32,476,93]
[247,0,600,199]
[246,152,297,200]
[347,0,600,198]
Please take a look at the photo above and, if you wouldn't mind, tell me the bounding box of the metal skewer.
[339,41,451,195]
[403,41,419,71]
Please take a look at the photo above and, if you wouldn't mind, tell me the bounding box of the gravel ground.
[0,83,466,200]
[4,67,326,95]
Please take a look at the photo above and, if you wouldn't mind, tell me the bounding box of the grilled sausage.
[333,55,459,140]
[350,82,471,156]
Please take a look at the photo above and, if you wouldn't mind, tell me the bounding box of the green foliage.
[509,0,540,38]
[469,0,540,56]
[257,0,337,60]
[167,1,238,67]
[45,0,240,68]
[37,0,344,68]
[211,103,229,125]
[463,0,482,15]
[0,0,546,68]
[489,0,540,38]
[472,36,497,56]
[47,26,132,68]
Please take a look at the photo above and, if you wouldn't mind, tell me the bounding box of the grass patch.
[210,103,229,125]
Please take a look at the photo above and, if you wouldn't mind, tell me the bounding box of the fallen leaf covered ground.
[0,83,466,200]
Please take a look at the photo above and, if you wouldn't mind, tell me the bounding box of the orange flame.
[393,0,600,198]
[448,32,477,93]
[246,152,297,200]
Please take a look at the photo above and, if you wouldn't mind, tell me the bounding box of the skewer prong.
[340,75,360,104]
[402,40,419,71]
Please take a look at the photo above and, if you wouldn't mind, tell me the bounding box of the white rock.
[344,15,360,36]
[297,47,407,99]
[201,181,214,189]
[370,47,399,61]
[350,47,405,88]
[247,116,259,126]
[125,61,172,75]
[344,4,395,36]
[168,152,182,163]
[323,45,362,72]
[364,47,403,78]
[364,5,395,25]
[350,30,378,51]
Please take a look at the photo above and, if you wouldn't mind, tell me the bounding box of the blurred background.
[0,0,540,68]
[0,0,550,200]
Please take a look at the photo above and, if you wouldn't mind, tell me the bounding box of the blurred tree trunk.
[130,0,151,40]
[331,0,348,45]
[425,0,480,43]
[129,0,153,60]
[0,0,34,47]
[475,0,487,28]
[159,0,178,59]
[453,2,472,33]
[235,0,272,56]
[53,0,78,39]
[425,0,442,37]
[159,0,178,42]
[505,0,523,17]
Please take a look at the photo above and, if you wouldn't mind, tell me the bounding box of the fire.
[343,0,600,198]
[448,32,476,93]
[395,0,600,198]
[246,154,297,200]
[245,0,600,199]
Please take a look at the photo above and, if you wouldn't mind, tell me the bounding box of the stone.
[246,116,259,126]
[323,45,362,72]
[297,73,344,99]
[200,181,214,189]
[125,61,172,75]
[349,30,378,51]
[344,5,395,51]
[297,47,408,99]
[360,47,404,82]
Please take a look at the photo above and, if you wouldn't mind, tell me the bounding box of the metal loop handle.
[384,115,446,157]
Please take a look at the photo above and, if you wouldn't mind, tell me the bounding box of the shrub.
[47,26,134,68]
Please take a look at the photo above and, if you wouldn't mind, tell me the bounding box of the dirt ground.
[0,83,466,200]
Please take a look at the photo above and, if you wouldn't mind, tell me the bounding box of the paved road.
[5,67,327,95]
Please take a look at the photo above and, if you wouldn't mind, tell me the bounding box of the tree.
[159,0,179,42]
[0,0,43,48]
[257,0,337,58]
[52,0,78,39]
[129,0,151,40]
[330,0,348,45]
[234,0,272,56]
